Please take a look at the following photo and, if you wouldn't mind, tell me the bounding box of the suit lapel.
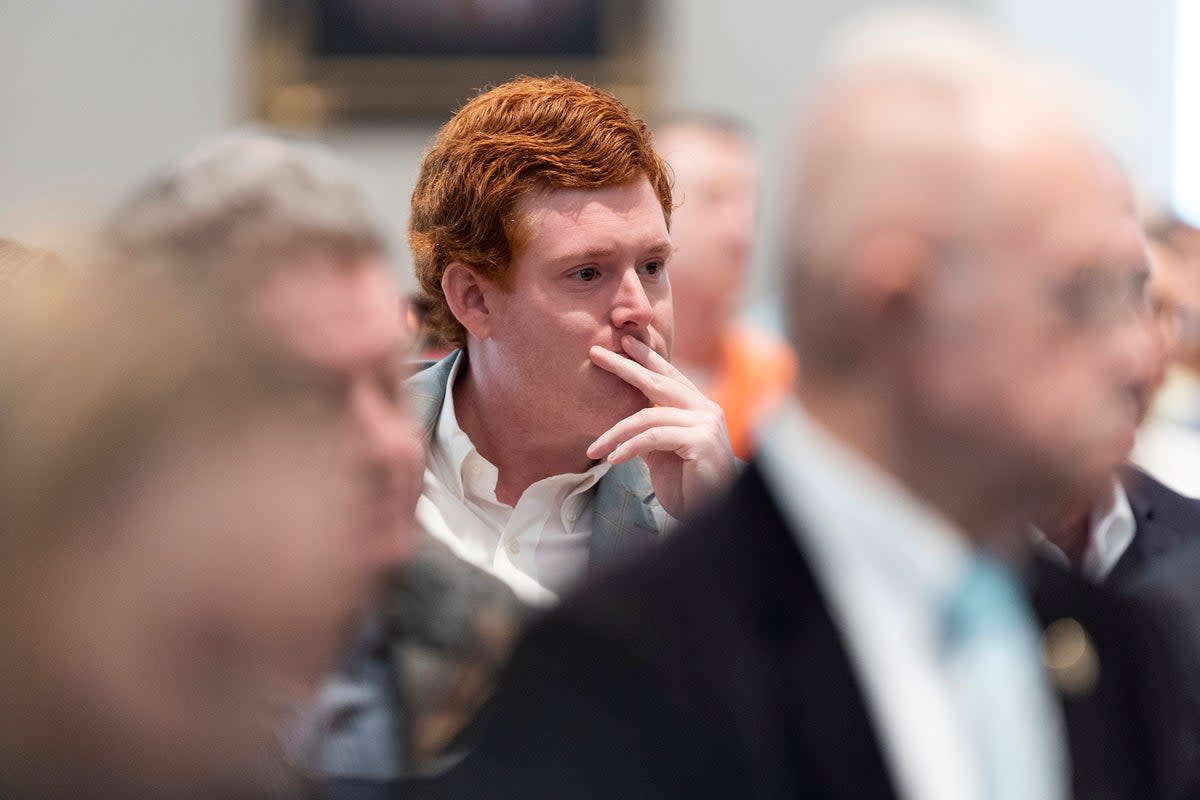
[1109,469,1192,589]
[731,465,899,799]
[1029,556,1155,800]
[588,458,661,573]
[404,350,459,444]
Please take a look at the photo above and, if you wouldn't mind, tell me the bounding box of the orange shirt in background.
[708,327,797,459]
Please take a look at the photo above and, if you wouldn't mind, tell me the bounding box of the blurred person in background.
[0,265,362,799]
[1031,226,1200,587]
[1133,215,1200,497]
[652,114,796,458]
[424,14,1167,800]
[103,134,429,798]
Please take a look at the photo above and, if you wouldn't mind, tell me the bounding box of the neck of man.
[453,353,597,507]
[796,376,1032,542]
[1035,493,1098,571]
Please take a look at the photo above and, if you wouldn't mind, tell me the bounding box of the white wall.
[0,0,248,239]
[0,0,1178,299]
[981,0,1176,204]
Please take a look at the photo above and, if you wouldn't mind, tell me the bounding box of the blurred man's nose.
[610,268,654,330]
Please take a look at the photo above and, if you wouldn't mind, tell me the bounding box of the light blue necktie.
[940,556,1067,800]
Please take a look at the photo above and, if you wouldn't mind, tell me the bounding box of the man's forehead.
[511,180,670,257]
[965,119,1139,259]
[247,252,403,366]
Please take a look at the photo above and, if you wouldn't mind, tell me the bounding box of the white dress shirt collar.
[418,351,610,603]
[433,352,609,526]
[757,400,971,609]
[1031,478,1135,583]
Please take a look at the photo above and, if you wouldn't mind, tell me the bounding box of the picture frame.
[252,0,653,126]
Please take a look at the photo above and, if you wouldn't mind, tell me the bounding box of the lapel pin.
[1041,617,1099,696]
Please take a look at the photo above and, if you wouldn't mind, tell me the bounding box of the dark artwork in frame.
[254,0,651,125]
[313,0,604,59]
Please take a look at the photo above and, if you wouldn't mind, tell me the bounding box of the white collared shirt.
[756,401,1066,800]
[1031,478,1136,583]
[417,353,609,605]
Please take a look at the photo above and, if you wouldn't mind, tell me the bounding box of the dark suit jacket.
[1107,466,1200,589]
[414,463,1162,800]
[1130,543,1200,800]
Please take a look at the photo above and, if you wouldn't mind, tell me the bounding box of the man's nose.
[610,268,654,330]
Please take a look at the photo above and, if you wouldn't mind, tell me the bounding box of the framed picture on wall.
[253,0,653,126]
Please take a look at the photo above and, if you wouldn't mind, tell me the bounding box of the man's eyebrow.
[550,240,675,264]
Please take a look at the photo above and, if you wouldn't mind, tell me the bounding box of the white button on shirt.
[417,353,610,605]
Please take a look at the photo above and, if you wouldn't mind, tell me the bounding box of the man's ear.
[849,227,933,343]
[442,262,495,340]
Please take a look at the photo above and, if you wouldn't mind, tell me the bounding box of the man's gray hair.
[104,132,386,281]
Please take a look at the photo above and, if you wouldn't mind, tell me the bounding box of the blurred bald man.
[422,13,1166,800]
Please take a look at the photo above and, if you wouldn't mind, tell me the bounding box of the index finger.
[620,335,698,391]
[589,343,703,409]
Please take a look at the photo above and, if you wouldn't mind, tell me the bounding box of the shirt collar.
[757,400,972,615]
[1030,478,1134,582]
[433,350,610,511]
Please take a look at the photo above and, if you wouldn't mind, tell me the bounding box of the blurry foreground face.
[13,407,359,797]
[247,252,424,579]
[910,131,1154,506]
[655,126,756,321]
[475,179,674,445]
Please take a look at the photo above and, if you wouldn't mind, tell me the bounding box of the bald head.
[786,26,1139,371]
[783,13,1156,529]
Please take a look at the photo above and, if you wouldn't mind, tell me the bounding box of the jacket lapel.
[1109,469,1191,589]
[404,351,460,444]
[588,458,662,573]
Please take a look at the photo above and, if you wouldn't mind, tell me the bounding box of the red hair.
[409,75,673,348]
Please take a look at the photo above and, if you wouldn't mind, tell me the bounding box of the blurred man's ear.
[849,227,937,349]
[442,263,493,340]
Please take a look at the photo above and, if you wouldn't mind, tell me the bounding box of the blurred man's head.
[652,115,756,356]
[106,134,423,587]
[410,76,677,445]
[0,237,64,289]
[0,267,360,798]
[1145,216,1200,376]
[787,16,1155,532]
